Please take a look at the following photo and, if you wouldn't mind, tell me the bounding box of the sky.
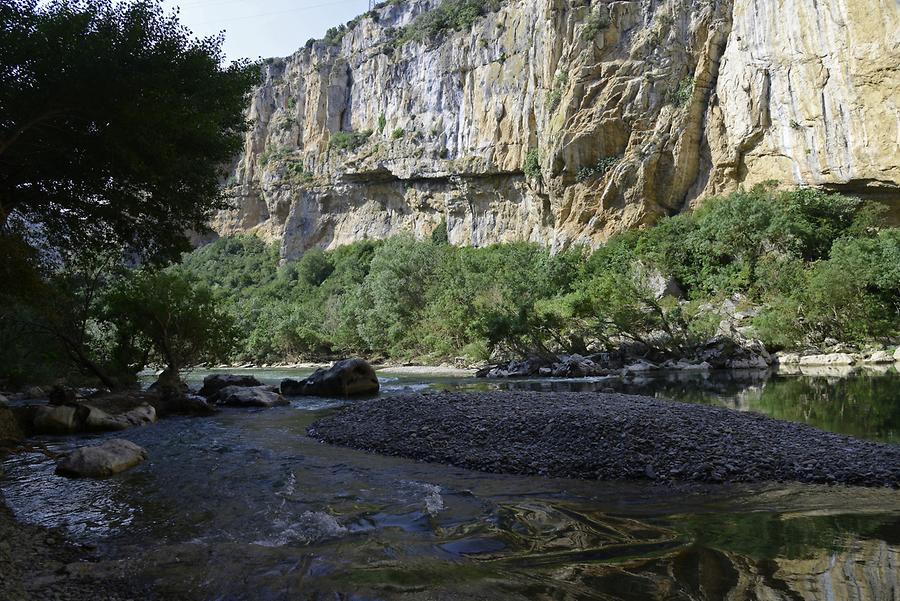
[160,0,374,61]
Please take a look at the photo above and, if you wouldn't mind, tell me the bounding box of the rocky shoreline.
[308,391,900,488]
[0,494,168,601]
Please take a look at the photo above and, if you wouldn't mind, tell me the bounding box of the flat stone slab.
[213,386,288,408]
[55,439,148,478]
[308,391,900,488]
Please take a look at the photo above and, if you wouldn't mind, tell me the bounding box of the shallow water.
[3,369,899,600]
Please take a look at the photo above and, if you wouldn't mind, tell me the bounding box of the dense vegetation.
[0,0,257,260]
[175,186,899,366]
[0,0,255,389]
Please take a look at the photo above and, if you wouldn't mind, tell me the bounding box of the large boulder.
[212,385,288,408]
[894,347,900,362]
[82,403,156,432]
[198,374,262,398]
[281,359,379,398]
[32,406,81,435]
[0,406,24,444]
[55,439,147,478]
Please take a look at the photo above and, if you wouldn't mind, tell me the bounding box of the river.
[2,368,899,600]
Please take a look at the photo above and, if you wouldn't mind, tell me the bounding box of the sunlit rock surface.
[211,0,900,257]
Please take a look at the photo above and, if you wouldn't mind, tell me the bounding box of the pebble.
[308,391,900,488]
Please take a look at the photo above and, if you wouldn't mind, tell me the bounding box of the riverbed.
[2,368,899,600]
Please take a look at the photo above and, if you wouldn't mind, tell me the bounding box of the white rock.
[775,353,801,365]
[864,350,894,364]
[678,361,712,371]
[624,361,657,372]
[55,439,147,478]
[0,394,8,408]
[798,353,857,367]
[208,0,900,257]
[894,347,900,362]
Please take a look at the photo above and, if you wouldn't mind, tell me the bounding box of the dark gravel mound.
[307,391,900,487]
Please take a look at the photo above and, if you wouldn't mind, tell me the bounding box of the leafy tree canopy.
[0,0,259,260]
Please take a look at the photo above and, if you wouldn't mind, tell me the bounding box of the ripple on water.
[2,370,900,600]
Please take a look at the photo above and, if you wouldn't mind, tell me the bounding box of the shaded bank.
[308,391,900,487]
[0,494,170,601]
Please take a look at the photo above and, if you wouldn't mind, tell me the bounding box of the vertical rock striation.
[211,0,900,259]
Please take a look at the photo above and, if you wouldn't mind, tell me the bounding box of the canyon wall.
[212,0,900,259]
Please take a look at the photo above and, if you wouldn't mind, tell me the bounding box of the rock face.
[55,439,148,478]
[212,0,900,257]
[282,358,380,397]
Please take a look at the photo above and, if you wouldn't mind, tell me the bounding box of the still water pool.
[2,369,899,600]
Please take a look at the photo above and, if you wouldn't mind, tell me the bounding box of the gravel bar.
[307,391,900,487]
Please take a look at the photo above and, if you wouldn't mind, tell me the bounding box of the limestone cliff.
[212,0,900,259]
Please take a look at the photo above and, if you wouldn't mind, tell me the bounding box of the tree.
[105,269,238,384]
[0,0,258,260]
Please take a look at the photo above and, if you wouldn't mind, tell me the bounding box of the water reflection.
[3,369,899,600]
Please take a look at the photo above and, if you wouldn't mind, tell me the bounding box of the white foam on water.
[402,481,445,516]
[254,511,348,547]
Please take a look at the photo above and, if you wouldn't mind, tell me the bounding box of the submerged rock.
[199,374,263,398]
[213,385,288,408]
[281,358,379,398]
[55,439,147,478]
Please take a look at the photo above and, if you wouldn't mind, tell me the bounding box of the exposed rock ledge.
[216,0,900,257]
[308,391,900,487]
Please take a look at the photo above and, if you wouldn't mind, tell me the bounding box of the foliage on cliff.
[179,187,899,364]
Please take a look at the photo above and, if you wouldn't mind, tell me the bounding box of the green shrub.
[582,7,610,39]
[331,129,372,151]
[389,0,503,48]
[175,186,894,363]
[576,155,621,182]
[323,24,347,45]
[668,77,693,107]
[391,127,405,139]
[259,145,291,166]
[284,160,313,183]
[523,148,541,180]
[378,113,387,133]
